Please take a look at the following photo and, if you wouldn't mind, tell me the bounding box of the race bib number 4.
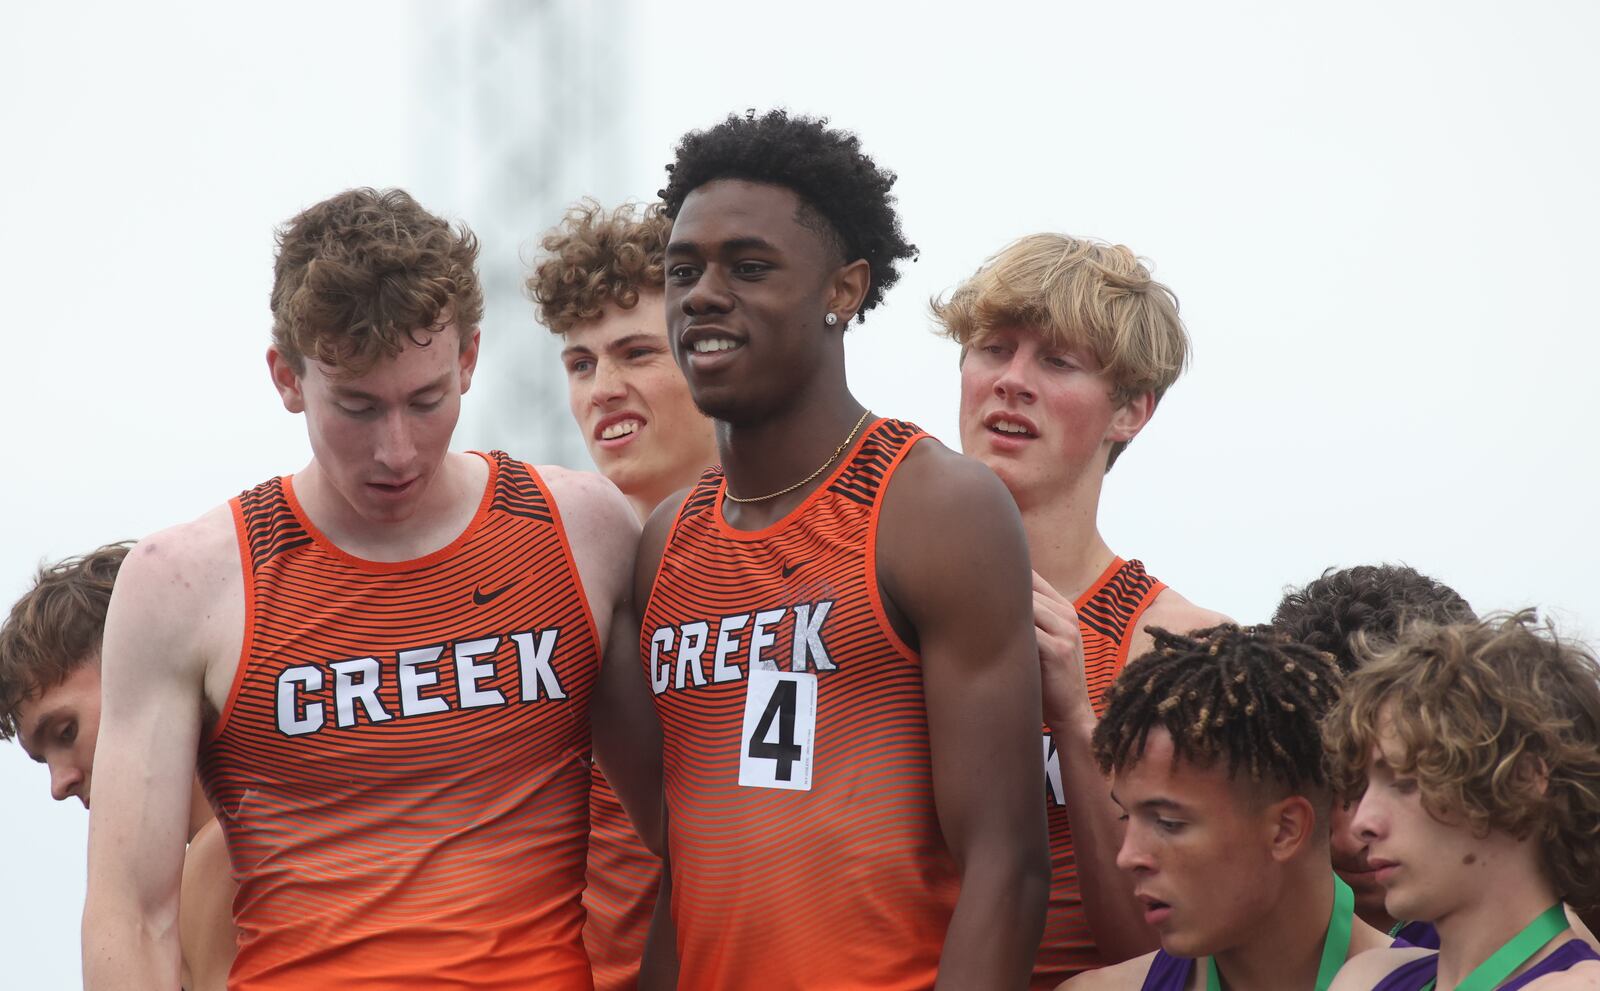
[738,669,817,791]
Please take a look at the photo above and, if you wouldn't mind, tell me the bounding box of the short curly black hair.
[1272,565,1476,675]
[659,109,917,322]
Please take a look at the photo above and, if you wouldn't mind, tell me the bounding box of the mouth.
[982,410,1039,441]
[594,413,646,448]
[366,478,418,499]
[1367,857,1401,884]
[680,325,746,371]
[1136,893,1174,927]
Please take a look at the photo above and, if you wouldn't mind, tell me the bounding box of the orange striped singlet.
[583,764,658,991]
[1033,557,1166,988]
[199,452,601,990]
[640,418,958,990]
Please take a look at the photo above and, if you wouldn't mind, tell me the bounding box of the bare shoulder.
[1328,946,1433,991]
[886,435,1015,518]
[1057,951,1159,991]
[113,504,240,640]
[1128,586,1233,659]
[1526,958,1600,990]
[537,464,638,541]
[537,466,638,618]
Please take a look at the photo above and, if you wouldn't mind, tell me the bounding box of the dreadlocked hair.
[1092,624,1344,793]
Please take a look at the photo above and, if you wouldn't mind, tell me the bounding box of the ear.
[825,258,872,326]
[267,346,306,414]
[457,327,482,395]
[1265,794,1319,863]
[1108,390,1156,444]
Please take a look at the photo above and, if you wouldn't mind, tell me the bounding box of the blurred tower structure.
[417,0,631,467]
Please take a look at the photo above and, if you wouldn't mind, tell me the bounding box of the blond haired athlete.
[935,234,1228,986]
[83,188,662,991]
[530,199,717,990]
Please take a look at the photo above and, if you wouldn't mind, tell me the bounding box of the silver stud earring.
[824,312,839,326]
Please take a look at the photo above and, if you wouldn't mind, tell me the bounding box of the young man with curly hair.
[1,543,236,991]
[1272,564,1477,942]
[638,110,1049,989]
[82,188,663,991]
[1059,625,1390,991]
[1325,615,1600,991]
[933,235,1228,985]
[529,200,716,990]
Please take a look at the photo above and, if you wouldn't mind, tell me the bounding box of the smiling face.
[664,179,849,425]
[1112,728,1283,958]
[17,661,101,808]
[270,322,478,526]
[957,324,1151,507]
[1349,725,1498,926]
[561,294,716,517]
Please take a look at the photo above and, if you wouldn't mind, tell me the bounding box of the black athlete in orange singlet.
[638,112,1048,990]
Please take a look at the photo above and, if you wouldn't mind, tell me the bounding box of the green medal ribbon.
[1418,903,1567,991]
[1205,874,1355,991]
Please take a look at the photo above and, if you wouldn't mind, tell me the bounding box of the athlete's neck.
[293,451,488,561]
[1211,866,1338,991]
[1431,858,1564,990]
[1016,459,1115,601]
[717,385,868,530]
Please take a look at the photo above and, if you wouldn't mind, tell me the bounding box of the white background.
[3,2,1597,985]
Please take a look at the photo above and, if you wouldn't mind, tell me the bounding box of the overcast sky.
[3,1,1597,984]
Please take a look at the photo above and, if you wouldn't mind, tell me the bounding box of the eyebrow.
[18,712,61,762]
[665,235,781,257]
[330,373,452,403]
[1134,797,1192,816]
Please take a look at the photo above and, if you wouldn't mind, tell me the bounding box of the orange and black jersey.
[1034,557,1166,988]
[200,452,600,991]
[640,418,959,990]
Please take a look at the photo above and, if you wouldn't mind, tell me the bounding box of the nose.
[992,352,1036,403]
[679,265,733,318]
[1115,821,1154,876]
[1350,790,1384,843]
[591,357,627,407]
[49,761,83,803]
[374,410,417,473]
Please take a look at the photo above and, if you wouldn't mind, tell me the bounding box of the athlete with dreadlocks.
[934,234,1228,986]
[1273,564,1477,945]
[1325,614,1600,991]
[1059,624,1389,991]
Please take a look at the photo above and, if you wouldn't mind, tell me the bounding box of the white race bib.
[738,669,817,791]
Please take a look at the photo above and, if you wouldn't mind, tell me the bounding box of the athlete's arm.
[1042,585,1229,962]
[633,490,689,991]
[84,523,230,991]
[545,468,664,853]
[1034,574,1155,961]
[179,819,238,991]
[880,445,1051,990]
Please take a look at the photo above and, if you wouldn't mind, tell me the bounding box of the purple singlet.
[1372,939,1599,991]
[1391,921,1441,950]
[1140,951,1194,991]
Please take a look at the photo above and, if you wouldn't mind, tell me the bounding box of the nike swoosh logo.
[781,561,807,579]
[473,581,514,606]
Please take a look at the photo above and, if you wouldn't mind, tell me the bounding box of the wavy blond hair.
[932,233,1189,468]
[528,200,670,335]
[1324,612,1600,909]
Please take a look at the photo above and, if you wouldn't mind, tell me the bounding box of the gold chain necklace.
[724,409,873,504]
